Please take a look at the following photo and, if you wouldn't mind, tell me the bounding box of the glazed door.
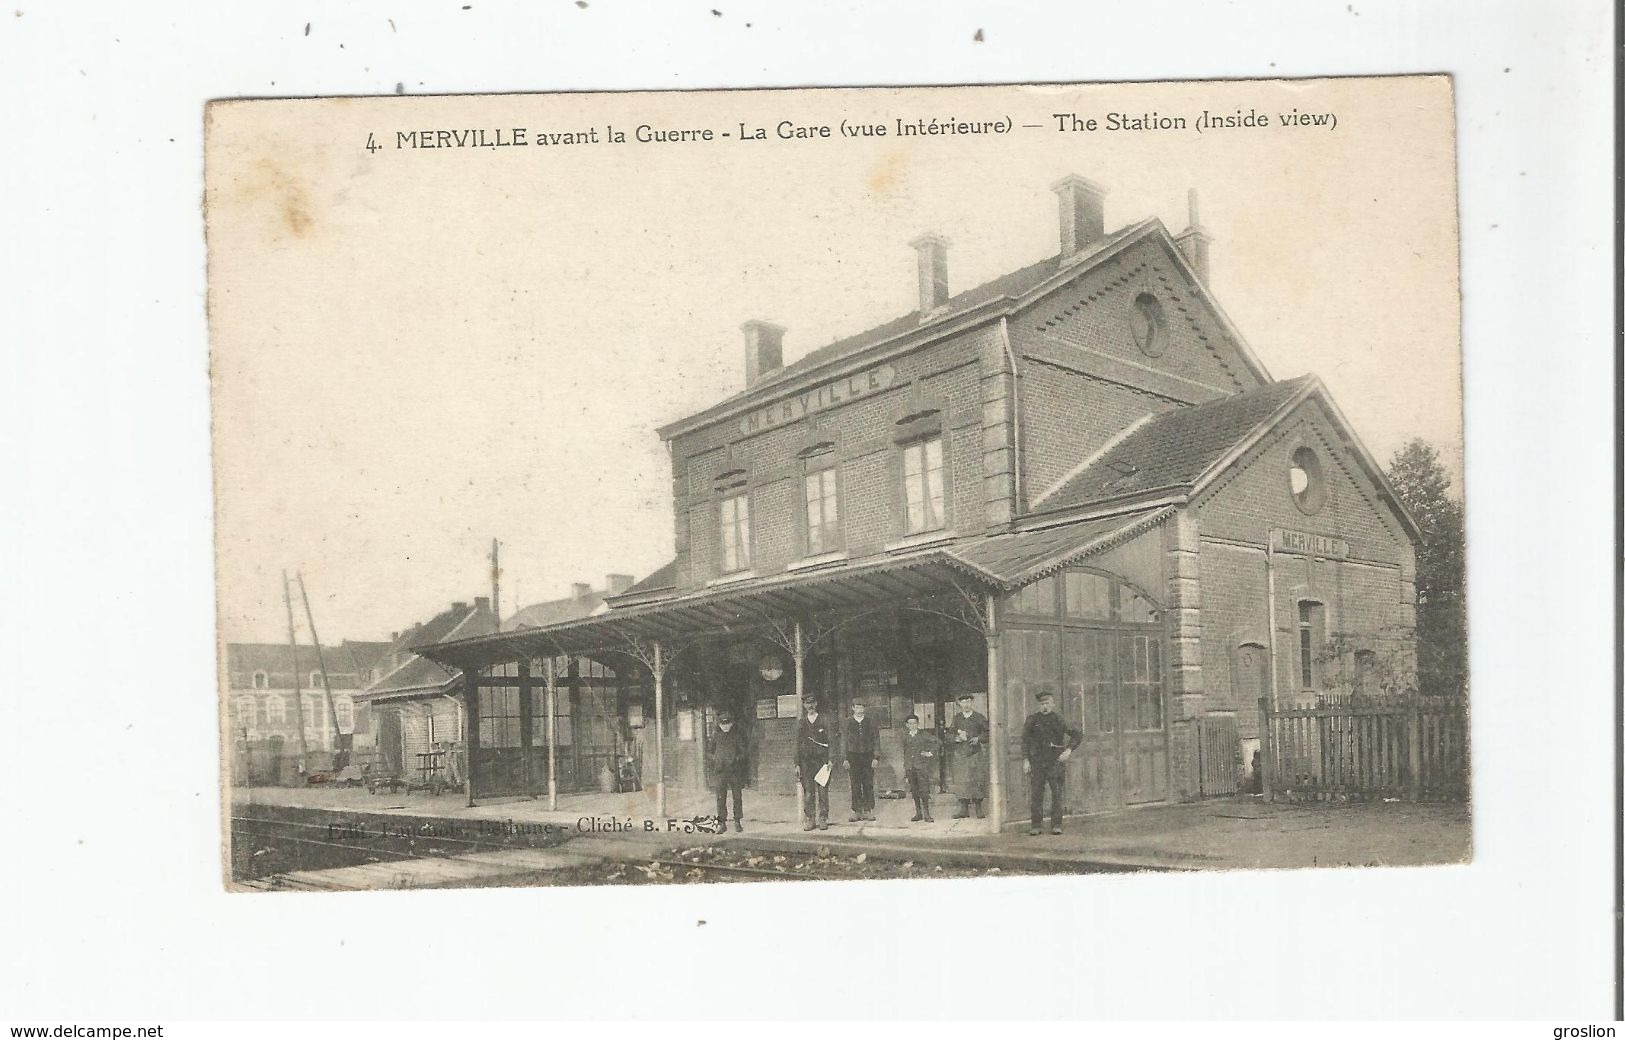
[1115,632,1169,804]
[1063,629,1121,812]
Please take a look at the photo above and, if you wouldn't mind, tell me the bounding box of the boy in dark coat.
[711,709,750,832]
[901,713,938,822]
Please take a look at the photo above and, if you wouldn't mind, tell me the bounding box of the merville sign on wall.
[1270,528,1351,560]
[738,364,897,435]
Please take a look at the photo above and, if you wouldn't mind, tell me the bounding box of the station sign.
[738,363,897,435]
[1270,528,1350,559]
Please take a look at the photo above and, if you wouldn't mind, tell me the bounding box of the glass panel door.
[1117,632,1169,804]
[1065,628,1120,812]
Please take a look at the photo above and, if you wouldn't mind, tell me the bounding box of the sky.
[207,77,1462,645]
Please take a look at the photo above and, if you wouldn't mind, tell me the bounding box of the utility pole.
[489,538,502,632]
[297,572,347,768]
[282,571,309,775]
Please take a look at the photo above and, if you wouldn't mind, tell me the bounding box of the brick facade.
[619,183,1418,817]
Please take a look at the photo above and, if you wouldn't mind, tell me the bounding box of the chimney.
[605,573,634,595]
[742,320,786,386]
[450,601,468,613]
[571,582,593,601]
[909,233,950,319]
[474,596,490,613]
[1051,174,1107,261]
[1174,188,1213,284]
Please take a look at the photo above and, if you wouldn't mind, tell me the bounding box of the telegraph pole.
[297,572,346,768]
[282,571,309,775]
[490,538,502,631]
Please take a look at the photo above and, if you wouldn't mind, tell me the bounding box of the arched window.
[309,671,323,688]
[252,670,268,690]
[1298,601,1327,689]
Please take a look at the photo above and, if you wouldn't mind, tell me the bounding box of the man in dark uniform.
[1022,688,1082,835]
[795,695,833,831]
[711,709,749,832]
[842,698,880,822]
[949,693,990,819]
[901,713,937,822]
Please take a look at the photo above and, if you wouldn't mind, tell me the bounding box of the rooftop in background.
[505,574,633,630]
[359,598,498,700]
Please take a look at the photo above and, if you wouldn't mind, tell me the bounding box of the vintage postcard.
[209,76,1467,892]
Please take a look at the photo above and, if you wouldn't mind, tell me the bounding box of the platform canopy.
[414,506,1171,674]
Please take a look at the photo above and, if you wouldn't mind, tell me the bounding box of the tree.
[1386,439,1467,696]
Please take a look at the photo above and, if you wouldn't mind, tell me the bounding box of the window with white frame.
[719,491,751,573]
[902,435,946,534]
[309,671,323,688]
[803,456,840,555]
[252,670,268,690]
[335,700,353,728]
[266,696,286,724]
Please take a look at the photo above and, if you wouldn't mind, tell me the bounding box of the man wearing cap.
[794,696,833,830]
[948,693,990,819]
[1022,687,1082,836]
[711,709,750,832]
[842,698,880,822]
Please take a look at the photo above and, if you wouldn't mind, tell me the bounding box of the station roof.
[414,506,1171,675]
[1032,377,1312,515]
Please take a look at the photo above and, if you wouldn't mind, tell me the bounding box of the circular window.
[1129,292,1166,357]
[1289,446,1326,515]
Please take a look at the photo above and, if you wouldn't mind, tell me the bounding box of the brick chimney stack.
[909,232,950,320]
[605,573,634,595]
[1174,188,1213,284]
[742,320,786,386]
[571,582,593,601]
[1051,174,1107,261]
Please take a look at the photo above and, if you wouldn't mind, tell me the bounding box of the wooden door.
[1235,643,1269,737]
[1065,628,1120,811]
[1116,632,1169,804]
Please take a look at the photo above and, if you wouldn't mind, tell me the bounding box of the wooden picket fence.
[1258,695,1468,802]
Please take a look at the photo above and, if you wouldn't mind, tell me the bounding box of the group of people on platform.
[708,690,1082,837]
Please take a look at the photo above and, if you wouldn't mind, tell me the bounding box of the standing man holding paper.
[795,695,832,831]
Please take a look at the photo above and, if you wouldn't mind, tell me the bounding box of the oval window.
[1129,293,1166,357]
[1289,446,1326,515]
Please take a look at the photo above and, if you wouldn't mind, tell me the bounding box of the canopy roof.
[415,507,1169,674]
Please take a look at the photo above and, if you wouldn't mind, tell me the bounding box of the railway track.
[229,809,574,887]
[642,856,830,882]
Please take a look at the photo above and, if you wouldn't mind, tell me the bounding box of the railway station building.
[418,176,1421,830]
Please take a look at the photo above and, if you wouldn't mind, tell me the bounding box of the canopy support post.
[653,640,667,820]
[985,593,1005,835]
